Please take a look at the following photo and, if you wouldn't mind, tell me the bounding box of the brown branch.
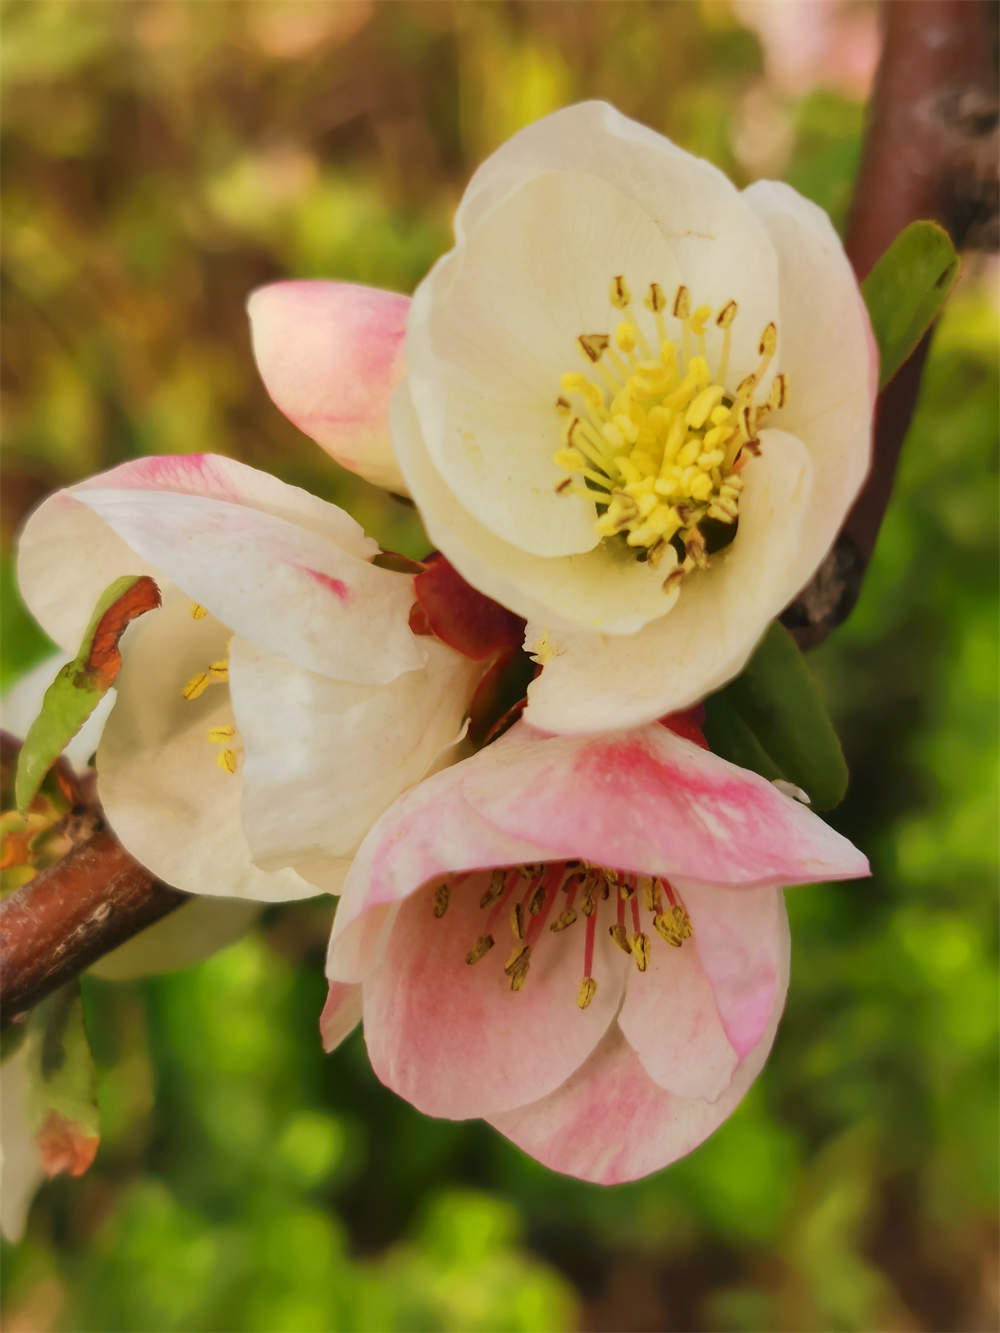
[782,0,998,649]
[0,824,185,1026]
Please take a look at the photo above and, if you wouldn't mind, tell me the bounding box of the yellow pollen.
[466,935,494,965]
[577,976,597,1010]
[191,602,208,620]
[217,748,238,775]
[182,672,211,701]
[554,276,785,595]
[206,725,236,743]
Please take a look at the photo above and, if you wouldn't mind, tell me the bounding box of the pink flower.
[322,720,867,1183]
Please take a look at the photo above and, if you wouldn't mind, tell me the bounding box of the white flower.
[253,103,876,732]
[16,454,478,901]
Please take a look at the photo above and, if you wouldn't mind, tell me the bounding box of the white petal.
[392,384,680,634]
[96,590,317,902]
[17,455,422,684]
[0,1041,45,1243]
[452,101,780,387]
[523,428,815,732]
[408,169,683,555]
[743,179,876,584]
[229,634,478,868]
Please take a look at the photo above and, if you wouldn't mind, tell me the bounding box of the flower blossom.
[16,454,479,901]
[250,101,876,735]
[321,720,868,1183]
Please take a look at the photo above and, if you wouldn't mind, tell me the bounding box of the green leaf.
[862,220,959,390]
[703,622,848,810]
[14,574,160,812]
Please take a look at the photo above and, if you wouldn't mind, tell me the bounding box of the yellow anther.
[556,275,780,584]
[577,333,610,364]
[609,922,631,954]
[576,976,597,1010]
[644,282,667,313]
[466,935,495,966]
[768,372,788,411]
[208,660,229,682]
[191,603,208,620]
[716,300,738,329]
[686,384,726,430]
[433,883,450,919]
[182,672,211,701]
[480,870,507,909]
[610,275,631,308]
[206,725,236,743]
[758,322,777,359]
[614,322,637,354]
[528,885,547,916]
[549,907,578,933]
[510,902,525,941]
[217,748,238,775]
[653,913,684,947]
[630,932,651,972]
[504,943,531,991]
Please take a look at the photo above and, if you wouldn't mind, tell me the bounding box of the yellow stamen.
[577,977,597,1010]
[191,603,208,620]
[217,748,238,775]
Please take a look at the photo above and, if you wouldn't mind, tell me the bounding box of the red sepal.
[413,554,525,662]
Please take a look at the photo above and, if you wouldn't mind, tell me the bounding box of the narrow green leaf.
[14,574,160,812]
[703,622,848,811]
[862,220,959,390]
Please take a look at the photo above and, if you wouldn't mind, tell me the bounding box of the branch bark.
[782,0,998,648]
[0,823,185,1027]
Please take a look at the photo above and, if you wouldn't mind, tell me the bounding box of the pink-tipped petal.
[676,882,788,1060]
[617,936,738,1102]
[328,760,549,952]
[361,874,629,1120]
[460,723,870,889]
[320,982,363,1053]
[248,281,409,494]
[490,918,789,1184]
[18,454,424,684]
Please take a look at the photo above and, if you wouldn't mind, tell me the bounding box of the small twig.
[783,0,998,648]
[0,825,185,1026]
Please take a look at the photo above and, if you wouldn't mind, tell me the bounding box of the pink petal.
[360,874,628,1119]
[617,934,738,1102]
[18,454,424,684]
[328,759,548,957]
[320,982,363,1053]
[676,882,789,1060]
[490,914,789,1184]
[460,722,869,888]
[247,281,409,494]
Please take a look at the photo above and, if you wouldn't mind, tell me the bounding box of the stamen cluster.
[555,277,786,592]
[181,602,242,775]
[431,859,693,1010]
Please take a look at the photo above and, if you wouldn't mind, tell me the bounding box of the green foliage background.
[2,2,996,1330]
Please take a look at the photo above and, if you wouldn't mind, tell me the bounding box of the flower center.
[181,602,243,775]
[554,277,786,592]
[432,860,693,1009]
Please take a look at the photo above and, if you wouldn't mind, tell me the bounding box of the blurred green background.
[2,2,996,1330]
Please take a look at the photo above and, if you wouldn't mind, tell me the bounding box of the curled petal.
[18,454,424,684]
[458,722,869,889]
[320,981,363,1054]
[248,281,410,494]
